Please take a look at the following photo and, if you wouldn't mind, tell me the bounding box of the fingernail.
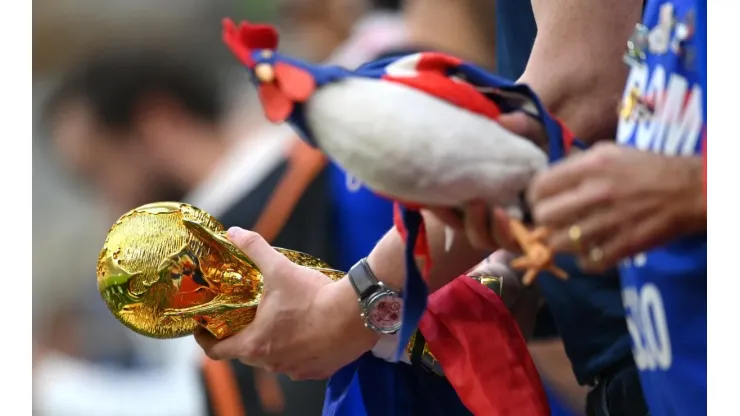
[227,227,244,238]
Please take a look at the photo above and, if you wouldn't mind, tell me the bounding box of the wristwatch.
[348,258,404,334]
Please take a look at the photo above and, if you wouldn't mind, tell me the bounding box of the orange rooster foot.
[508,218,569,286]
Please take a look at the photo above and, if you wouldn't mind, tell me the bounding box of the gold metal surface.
[97,202,509,376]
[620,88,641,120]
[406,275,503,376]
[472,275,503,298]
[97,202,344,340]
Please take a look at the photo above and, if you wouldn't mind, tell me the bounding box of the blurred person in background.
[400,0,497,69]
[326,0,408,71]
[275,0,365,62]
[38,44,333,416]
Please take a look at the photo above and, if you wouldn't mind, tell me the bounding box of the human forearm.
[520,0,643,142]
[404,0,497,70]
[296,213,491,365]
[367,212,489,292]
[528,339,589,414]
[675,155,707,233]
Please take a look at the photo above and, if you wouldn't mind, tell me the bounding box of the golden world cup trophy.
[97,201,503,374]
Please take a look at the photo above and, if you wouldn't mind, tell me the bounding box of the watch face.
[367,292,403,333]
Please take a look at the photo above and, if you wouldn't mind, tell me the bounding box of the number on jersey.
[622,284,673,371]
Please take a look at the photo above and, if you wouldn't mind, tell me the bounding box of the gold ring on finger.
[568,225,583,251]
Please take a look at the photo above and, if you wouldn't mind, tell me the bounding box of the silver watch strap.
[348,258,380,300]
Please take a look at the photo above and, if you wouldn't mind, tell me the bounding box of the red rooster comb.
[222,19,279,67]
[222,18,316,123]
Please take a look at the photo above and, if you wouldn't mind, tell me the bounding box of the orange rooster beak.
[254,63,276,83]
[255,62,316,123]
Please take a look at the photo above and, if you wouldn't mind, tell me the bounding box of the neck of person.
[404,0,496,70]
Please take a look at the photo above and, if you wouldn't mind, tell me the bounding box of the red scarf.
[393,206,549,416]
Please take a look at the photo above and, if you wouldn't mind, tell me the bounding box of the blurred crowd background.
[32,0,582,415]
[34,0,265,303]
[33,0,264,378]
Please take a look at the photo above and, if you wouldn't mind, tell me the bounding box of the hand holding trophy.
[99,201,382,378]
[97,201,345,340]
[99,201,494,376]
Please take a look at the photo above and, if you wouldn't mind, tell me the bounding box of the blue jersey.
[616,1,707,415]
[495,0,537,81]
[329,162,393,272]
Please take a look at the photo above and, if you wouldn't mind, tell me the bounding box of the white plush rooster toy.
[222,20,575,402]
[223,20,570,211]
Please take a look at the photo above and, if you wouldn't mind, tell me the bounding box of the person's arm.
[681,154,707,231]
[403,0,497,70]
[194,223,490,379]
[520,0,644,142]
[367,212,490,292]
[529,339,590,414]
[509,1,643,409]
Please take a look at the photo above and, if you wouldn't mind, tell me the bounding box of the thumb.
[227,227,288,276]
[497,112,548,149]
